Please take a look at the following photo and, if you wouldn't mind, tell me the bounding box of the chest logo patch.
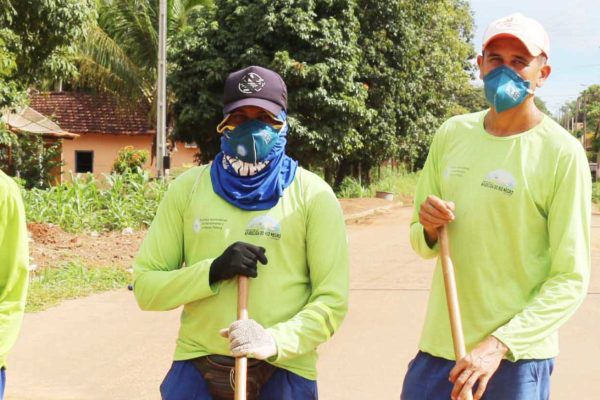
[245,216,281,240]
[481,169,516,196]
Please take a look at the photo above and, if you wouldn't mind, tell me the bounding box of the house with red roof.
[29,91,198,181]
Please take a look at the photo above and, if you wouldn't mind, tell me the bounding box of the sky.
[469,0,600,115]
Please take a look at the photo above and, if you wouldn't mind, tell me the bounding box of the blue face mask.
[222,120,282,164]
[483,65,534,113]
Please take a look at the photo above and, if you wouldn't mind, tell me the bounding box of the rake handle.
[438,226,473,400]
[234,276,249,400]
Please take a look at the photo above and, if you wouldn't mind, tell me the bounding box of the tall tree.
[398,0,475,169]
[357,0,476,172]
[0,0,94,186]
[0,0,94,108]
[580,85,600,159]
[170,0,371,183]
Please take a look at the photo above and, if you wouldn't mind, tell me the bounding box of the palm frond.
[76,24,152,101]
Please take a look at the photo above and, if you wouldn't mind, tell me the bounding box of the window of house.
[75,151,94,173]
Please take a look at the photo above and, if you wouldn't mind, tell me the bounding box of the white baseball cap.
[482,13,550,58]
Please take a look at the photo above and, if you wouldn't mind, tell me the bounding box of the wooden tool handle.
[237,275,249,320]
[234,276,249,400]
[438,226,473,400]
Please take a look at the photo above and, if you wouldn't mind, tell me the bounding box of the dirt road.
[6,207,600,399]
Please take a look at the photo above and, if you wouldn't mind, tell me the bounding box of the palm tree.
[75,0,211,108]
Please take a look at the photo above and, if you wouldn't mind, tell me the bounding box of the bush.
[0,130,63,189]
[593,181,600,205]
[337,176,372,198]
[112,146,149,174]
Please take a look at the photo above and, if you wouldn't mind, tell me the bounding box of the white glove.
[220,319,277,360]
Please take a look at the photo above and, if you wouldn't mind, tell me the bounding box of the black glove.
[209,242,268,285]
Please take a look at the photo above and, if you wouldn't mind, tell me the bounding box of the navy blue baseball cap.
[223,66,288,115]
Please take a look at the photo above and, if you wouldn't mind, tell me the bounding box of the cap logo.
[498,17,514,26]
[238,73,265,94]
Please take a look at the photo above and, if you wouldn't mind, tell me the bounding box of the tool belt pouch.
[193,355,277,400]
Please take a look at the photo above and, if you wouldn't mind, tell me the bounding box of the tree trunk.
[333,160,352,191]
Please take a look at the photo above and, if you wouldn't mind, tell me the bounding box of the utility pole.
[156,0,168,178]
[576,98,580,129]
[583,94,587,150]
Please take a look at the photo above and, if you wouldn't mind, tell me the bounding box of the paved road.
[6,207,600,399]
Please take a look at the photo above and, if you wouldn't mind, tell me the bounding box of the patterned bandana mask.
[210,109,298,211]
[222,154,270,177]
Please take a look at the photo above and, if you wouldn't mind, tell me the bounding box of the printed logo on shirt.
[481,169,516,196]
[443,166,470,178]
[245,216,281,240]
[193,218,227,231]
[193,218,202,233]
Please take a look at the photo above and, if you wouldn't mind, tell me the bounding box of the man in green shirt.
[0,170,29,400]
[133,66,349,399]
[401,13,591,400]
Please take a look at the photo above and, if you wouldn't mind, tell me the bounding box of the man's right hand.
[209,242,268,285]
[419,195,456,247]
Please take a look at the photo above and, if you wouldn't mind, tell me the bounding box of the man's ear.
[536,64,551,89]
[477,54,484,80]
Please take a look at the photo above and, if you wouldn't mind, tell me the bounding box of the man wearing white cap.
[401,13,591,400]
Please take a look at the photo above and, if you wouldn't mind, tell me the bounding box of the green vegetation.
[170,0,476,186]
[337,167,419,199]
[0,0,94,108]
[593,181,600,205]
[560,84,600,143]
[22,171,167,233]
[26,262,130,312]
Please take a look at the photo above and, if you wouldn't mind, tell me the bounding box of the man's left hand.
[220,319,277,360]
[449,336,509,400]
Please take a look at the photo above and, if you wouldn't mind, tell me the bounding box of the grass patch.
[336,167,420,199]
[371,168,420,199]
[26,262,131,312]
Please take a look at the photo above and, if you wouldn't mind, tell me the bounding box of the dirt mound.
[28,223,146,269]
[27,223,67,245]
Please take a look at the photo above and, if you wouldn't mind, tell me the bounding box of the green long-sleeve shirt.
[410,110,591,361]
[133,165,349,380]
[0,170,29,369]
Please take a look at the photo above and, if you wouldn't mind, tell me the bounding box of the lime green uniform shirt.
[0,170,29,369]
[133,166,349,380]
[410,111,591,361]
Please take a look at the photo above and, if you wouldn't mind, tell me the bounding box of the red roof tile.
[29,92,155,135]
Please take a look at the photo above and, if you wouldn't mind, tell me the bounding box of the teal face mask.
[483,65,534,113]
[222,120,281,164]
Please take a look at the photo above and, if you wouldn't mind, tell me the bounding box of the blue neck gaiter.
[210,114,298,211]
